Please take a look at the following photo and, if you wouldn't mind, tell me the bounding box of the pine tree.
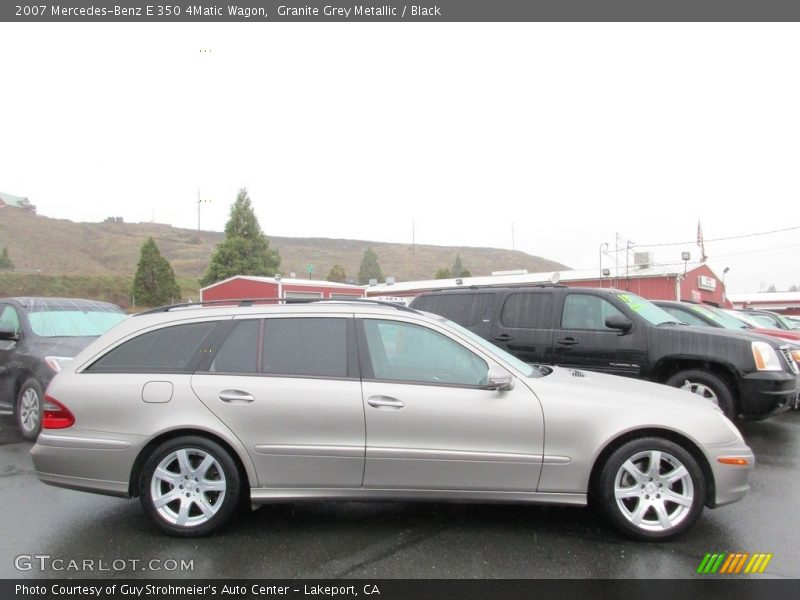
[327,264,347,283]
[358,247,384,285]
[435,268,451,279]
[201,189,280,286]
[451,254,471,278]
[0,247,14,270]
[132,238,181,307]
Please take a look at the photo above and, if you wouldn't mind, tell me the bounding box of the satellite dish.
[550,272,561,284]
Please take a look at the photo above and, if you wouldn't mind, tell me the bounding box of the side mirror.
[605,314,633,334]
[0,324,18,341]
[485,366,515,391]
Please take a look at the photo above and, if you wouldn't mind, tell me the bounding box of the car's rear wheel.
[666,369,735,418]
[597,437,706,541]
[16,378,43,441]
[139,436,240,537]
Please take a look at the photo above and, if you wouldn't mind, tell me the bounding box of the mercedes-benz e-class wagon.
[31,299,754,540]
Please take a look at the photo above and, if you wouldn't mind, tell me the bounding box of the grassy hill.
[0,208,569,307]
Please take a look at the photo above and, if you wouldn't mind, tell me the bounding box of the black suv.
[0,297,126,439]
[410,286,799,419]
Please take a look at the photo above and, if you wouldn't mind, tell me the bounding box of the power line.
[634,225,800,248]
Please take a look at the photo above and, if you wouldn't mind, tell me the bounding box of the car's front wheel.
[665,369,735,418]
[597,437,706,541]
[16,378,43,441]
[139,436,241,536]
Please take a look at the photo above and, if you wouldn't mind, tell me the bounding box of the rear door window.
[262,317,349,378]
[500,292,553,328]
[411,293,494,326]
[209,320,260,373]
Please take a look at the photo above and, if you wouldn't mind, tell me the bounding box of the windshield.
[440,318,538,378]
[692,305,751,330]
[28,309,126,337]
[615,292,680,325]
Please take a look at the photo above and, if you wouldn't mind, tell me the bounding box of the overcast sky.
[2,23,799,294]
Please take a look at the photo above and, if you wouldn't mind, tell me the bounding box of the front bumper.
[738,371,798,419]
[703,440,755,508]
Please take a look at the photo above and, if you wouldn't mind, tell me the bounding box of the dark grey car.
[0,297,126,439]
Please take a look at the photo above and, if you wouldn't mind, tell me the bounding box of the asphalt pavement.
[0,411,797,579]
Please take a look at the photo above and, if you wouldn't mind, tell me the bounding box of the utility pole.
[197,191,211,242]
[412,219,415,254]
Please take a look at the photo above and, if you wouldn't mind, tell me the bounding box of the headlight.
[44,356,73,372]
[790,348,800,364]
[751,342,782,371]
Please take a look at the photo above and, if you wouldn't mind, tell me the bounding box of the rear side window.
[87,322,217,373]
[500,292,553,329]
[411,293,494,326]
[262,318,348,378]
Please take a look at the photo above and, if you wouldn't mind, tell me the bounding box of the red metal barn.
[200,276,365,302]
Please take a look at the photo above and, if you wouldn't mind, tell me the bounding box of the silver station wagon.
[31,300,754,540]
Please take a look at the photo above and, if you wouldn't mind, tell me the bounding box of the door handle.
[218,390,255,403]
[494,334,513,342]
[556,337,579,346]
[367,396,405,409]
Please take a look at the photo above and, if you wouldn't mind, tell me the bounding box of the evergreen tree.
[451,254,471,278]
[132,238,181,307]
[435,267,451,279]
[358,247,384,285]
[327,264,347,283]
[201,189,280,286]
[0,246,14,270]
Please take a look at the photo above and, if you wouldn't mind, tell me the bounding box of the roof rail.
[133,297,421,317]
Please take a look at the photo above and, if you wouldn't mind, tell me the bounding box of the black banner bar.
[5,0,800,23]
[4,579,800,600]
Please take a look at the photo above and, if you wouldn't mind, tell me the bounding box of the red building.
[200,276,366,302]
[728,292,800,316]
[366,264,728,306]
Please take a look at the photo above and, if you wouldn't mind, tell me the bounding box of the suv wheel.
[666,369,735,418]
[597,437,705,541]
[139,436,241,537]
[16,378,43,441]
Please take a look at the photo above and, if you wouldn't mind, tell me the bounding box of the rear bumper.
[738,371,798,419]
[31,431,143,498]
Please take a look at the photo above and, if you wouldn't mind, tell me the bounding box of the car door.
[552,292,648,377]
[0,304,22,410]
[488,290,555,364]
[190,315,366,489]
[358,317,544,492]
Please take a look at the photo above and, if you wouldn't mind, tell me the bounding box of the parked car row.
[3,292,796,542]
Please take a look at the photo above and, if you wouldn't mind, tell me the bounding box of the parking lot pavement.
[1,411,798,580]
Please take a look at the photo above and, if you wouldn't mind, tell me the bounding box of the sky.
[1,22,799,294]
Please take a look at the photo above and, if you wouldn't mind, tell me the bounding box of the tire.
[597,437,706,541]
[139,436,241,537]
[15,378,43,441]
[665,369,735,419]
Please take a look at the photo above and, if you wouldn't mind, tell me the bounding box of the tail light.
[42,394,75,429]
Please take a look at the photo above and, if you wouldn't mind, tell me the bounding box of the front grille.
[780,346,799,375]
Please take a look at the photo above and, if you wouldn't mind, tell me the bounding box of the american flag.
[697,221,707,262]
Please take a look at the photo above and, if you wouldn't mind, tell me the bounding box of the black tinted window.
[500,292,553,329]
[262,318,348,378]
[561,295,624,330]
[89,322,217,373]
[210,320,260,373]
[411,293,494,326]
